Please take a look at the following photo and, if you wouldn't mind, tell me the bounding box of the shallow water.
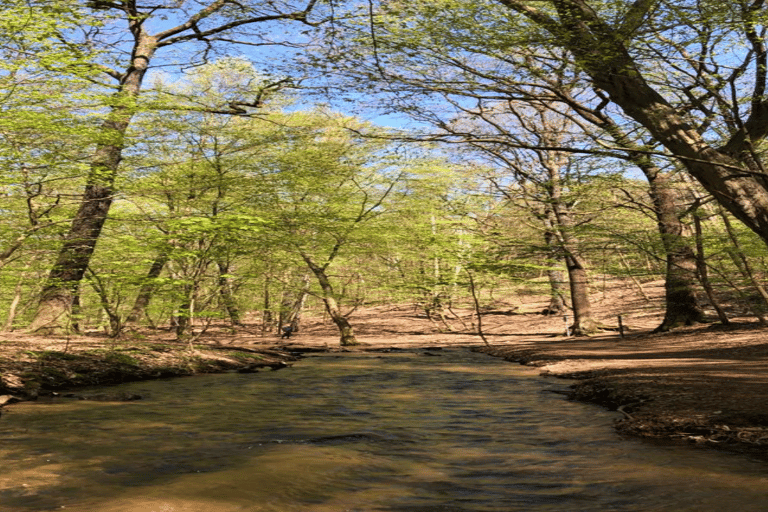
[1,348,768,511]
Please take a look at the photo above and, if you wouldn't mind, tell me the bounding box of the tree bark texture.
[542,217,568,315]
[545,157,598,335]
[644,171,707,331]
[27,31,158,333]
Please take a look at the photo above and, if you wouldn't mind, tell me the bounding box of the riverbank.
[0,332,298,404]
[4,281,768,456]
[473,321,768,455]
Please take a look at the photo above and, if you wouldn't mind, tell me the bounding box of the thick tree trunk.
[26,167,118,333]
[564,253,598,335]
[645,171,707,332]
[27,32,157,333]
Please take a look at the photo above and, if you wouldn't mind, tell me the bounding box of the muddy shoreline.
[0,339,300,405]
[474,323,768,456]
[3,314,768,458]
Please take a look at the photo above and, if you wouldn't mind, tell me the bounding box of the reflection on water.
[1,349,768,511]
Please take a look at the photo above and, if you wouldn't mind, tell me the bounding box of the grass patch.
[25,350,85,361]
[225,351,265,362]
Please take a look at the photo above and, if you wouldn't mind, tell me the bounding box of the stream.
[1,348,767,511]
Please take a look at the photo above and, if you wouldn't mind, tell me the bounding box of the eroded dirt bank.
[4,283,768,457]
[0,333,298,404]
[475,322,768,454]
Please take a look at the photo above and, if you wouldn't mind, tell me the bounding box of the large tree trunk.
[554,83,708,331]
[27,32,157,333]
[645,171,707,331]
[563,253,597,335]
[26,154,120,333]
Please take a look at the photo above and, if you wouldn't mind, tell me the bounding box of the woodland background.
[3,0,768,345]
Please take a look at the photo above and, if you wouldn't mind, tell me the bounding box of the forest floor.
[3,278,768,456]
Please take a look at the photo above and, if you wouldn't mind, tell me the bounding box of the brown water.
[1,348,768,511]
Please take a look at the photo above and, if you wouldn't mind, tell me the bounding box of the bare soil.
[3,279,768,455]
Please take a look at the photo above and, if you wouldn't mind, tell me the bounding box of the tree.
[487,0,768,247]
[26,0,322,333]
[260,113,410,345]
[303,1,711,331]
[457,103,601,334]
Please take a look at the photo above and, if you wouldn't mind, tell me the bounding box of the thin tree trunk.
[693,213,730,325]
[3,272,25,332]
[288,274,311,332]
[85,268,122,338]
[719,208,768,321]
[617,251,651,302]
[217,260,243,327]
[175,286,193,339]
[301,253,360,346]
[542,216,568,315]
[262,277,273,336]
[125,252,169,326]
[466,269,490,346]
[548,180,598,335]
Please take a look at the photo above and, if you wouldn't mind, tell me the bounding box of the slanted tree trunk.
[552,78,707,332]
[26,1,319,334]
[27,31,158,334]
[693,211,730,325]
[85,268,122,338]
[280,273,310,332]
[3,271,26,332]
[301,253,360,346]
[718,208,768,322]
[126,252,169,326]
